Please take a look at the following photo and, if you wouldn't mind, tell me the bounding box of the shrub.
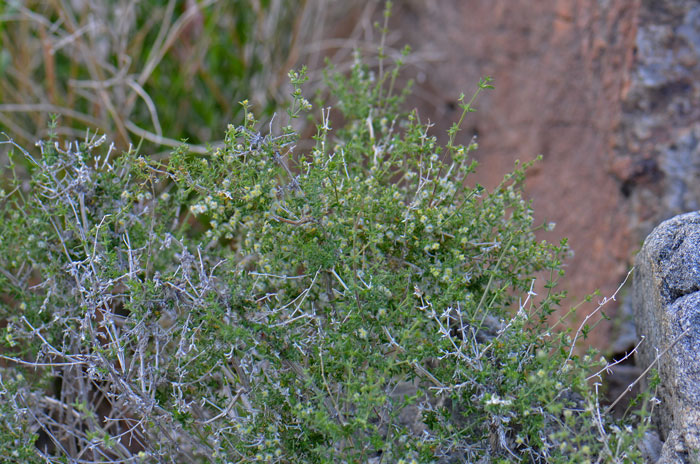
[0,35,652,464]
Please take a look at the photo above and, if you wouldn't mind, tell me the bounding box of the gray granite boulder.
[634,211,700,463]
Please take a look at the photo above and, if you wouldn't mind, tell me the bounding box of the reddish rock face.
[362,0,643,351]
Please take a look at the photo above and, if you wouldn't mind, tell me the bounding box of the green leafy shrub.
[0,42,653,463]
